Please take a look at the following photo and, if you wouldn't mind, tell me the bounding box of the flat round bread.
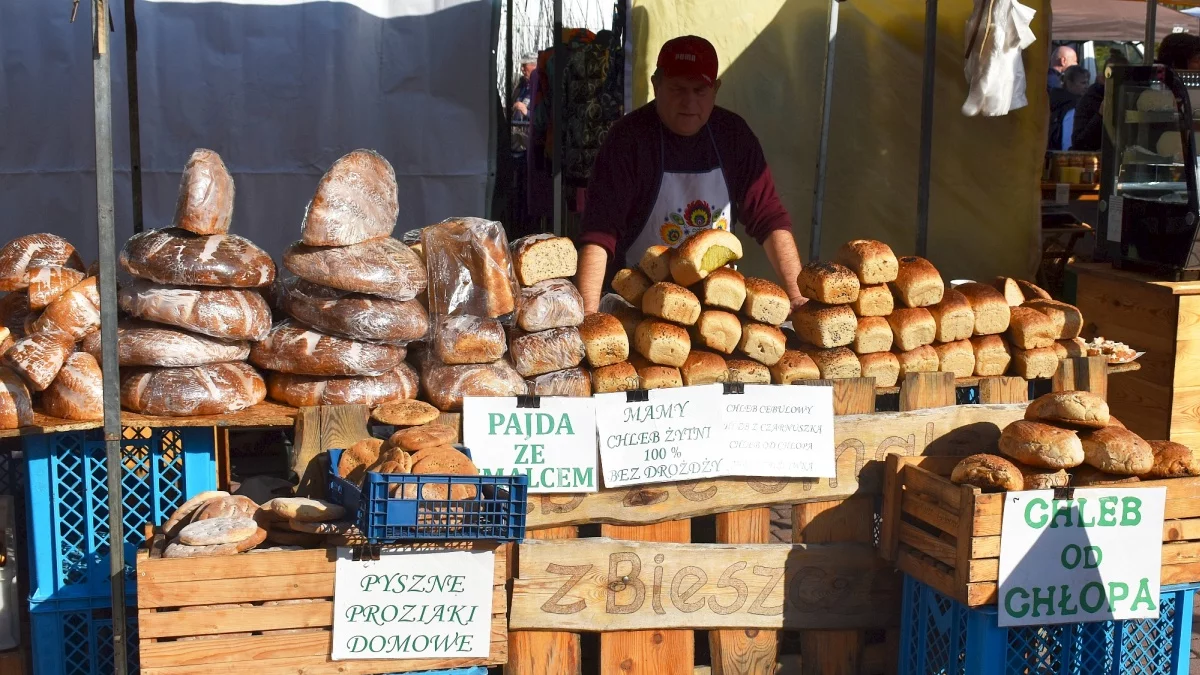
[191,495,262,525]
[337,437,384,484]
[178,517,260,546]
[164,490,229,538]
[393,425,457,452]
[370,457,412,476]
[373,399,441,426]
[950,454,1022,492]
[407,445,458,467]
[287,519,354,535]
[164,542,240,558]
[411,450,479,500]
[1020,467,1070,490]
[264,497,346,523]
[235,527,268,553]
[1144,440,1200,478]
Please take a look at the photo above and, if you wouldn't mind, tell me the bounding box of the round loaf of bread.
[283,237,426,301]
[833,239,898,285]
[681,350,729,386]
[1025,390,1110,428]
[301,149,398,247]
[592,361,641,393]
[1071,465,1140,486]
[738,323,786,366]
[951,454,1023,491]
[769,349,819,385]
[277,277,428,344]
[0,234,84,291]
[250,320,406,376]
[634,319,691,367]
[28,266,86,311]
[0,366,33,430]
[1143,440,1200,478]
[1021,467,1070,490]
[121,362,267,416]
[579,313,630,369]
[510,327,586,378]
[81,320,249,367]
[5,331,74,391]
[670,230,743,287]
[642,282,701,326]
[701,267,746,311]
[890,256,944,308]
[998,420,1084,469]
[172,149,234,235]
[268,362,419,408]
[517,278,585,333]
[726,359,770,384]
[527,367,592,397]
[859,351,901,387]
[119,280,271,341]
[121,228,275,288]
[1079,426,1153,475]
[372,399,441,426]
[797,261,860,305]
[691,310,742,355]
[43,352,103,421]
[420,359,527,411]
[743,278,791,326]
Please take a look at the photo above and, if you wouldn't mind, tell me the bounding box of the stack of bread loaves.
[114,149,274,416]
[951,391,1200,492]
[267,150,428,409]
[334,426,480,501]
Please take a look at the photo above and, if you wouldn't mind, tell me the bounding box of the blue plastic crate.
[24,427,217,602]
[899,575,1197,675]
[328,446,527,543]
[29,595,138,675]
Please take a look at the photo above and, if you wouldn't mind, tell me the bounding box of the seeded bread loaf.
[790,302,857,349]
[592,361,640,393]
[726,359,770,384]
[834,239,899,285]
[642,282,701,326]
[510,234,578,286]
[579,312,630,368]
[742,278,790,326]
[738,322,787,366]
[796,262,860,305]
[681,350,729,386]
[802,346,861,379]
[634,319,691,367]
[769,350,820,384]
[612,268,652,306]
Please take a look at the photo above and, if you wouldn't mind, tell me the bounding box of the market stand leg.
[507,526,582,675]
[710,507,774,675]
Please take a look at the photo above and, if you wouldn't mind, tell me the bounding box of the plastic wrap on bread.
[300,149,399,247]
[43,352,103,421]
[0,234,85,291]
[121,228,275,288]
[172,149,235,235]
[266,362,419,407]
[510,327,586,377]
[282,237,426,301]
[120,362,267,416]
[0,293,33,339]
[419,356,527,411]
[517,279,585,332]
[0,366,33,429]
[118,279,272,341]
[276,277,428,344]
[422,217,519,319]
[249,319,407,376]
[527,367,592,397]
[5,330,74,391]
[81,320,250,367]
[27,266,87,311]
[432,315,507,365]
[33,277,101,340]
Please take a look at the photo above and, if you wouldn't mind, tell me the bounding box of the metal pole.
[552,0,564,235]
[92,1,128,673]
[809,0,840,261]
[505,0,513,122]
[124,0,143,233]
[1145,0,1158,64]
[485,0,501,219]
[916,0,938,258]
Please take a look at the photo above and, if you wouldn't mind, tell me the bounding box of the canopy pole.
[809,0,841,261]
[1146,0,1158,64]
[552,0,564,235]
[124,0,142,233]
[92,1,128,673]
[916,0,938,258]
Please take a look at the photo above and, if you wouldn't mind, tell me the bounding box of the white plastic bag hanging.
[962,0,1038,117]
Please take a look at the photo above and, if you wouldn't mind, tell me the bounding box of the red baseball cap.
[656,36,718,86]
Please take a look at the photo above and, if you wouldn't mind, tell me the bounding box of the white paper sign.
[332,548,495,660]
[462,396,598,493]
[1107,195,1124,243]
[998,487,1165,627]
[1055,183,1070,205]
[719,385,835,478]
[594,384,725,488]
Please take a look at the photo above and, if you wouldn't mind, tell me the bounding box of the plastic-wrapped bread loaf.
[33,277,101,340]
[81,320,250,367]
[121,362,267,416]
[510,327,586,377]
[516,279,585,332]
[121,228,275,288]
[0,234,85,291]
[43,352,103,421]
[267,363,419,408]
[422,218,519,318]
[0,328,12,359]
[420,359,527,411]
[283,237,426,301]
[0,293,33,339]
[27,266,86,311]
[4,331,74,391]
[172,149,235,235]
[301,149,398,246]
[433,315,507,365]
[510,234,578,286]
[277,277,428,345]
[0,366,33,429]
[118,280,272,341]
[527,367,592,397]
[249,320,407,376]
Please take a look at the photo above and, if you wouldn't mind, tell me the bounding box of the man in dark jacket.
[1050,66,1089,150]
[1071,53,1129,152]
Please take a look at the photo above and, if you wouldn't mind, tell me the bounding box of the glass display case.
[1099,64,1200,280]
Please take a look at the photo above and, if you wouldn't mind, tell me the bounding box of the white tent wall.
[0,0,495,261]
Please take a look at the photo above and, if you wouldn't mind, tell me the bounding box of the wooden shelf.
[871,363,1138,397]
[0,401,298,439]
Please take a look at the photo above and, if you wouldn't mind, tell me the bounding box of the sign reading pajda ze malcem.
[998,487,1166,627]
[463,396,598,493]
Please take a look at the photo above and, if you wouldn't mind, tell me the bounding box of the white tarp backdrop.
[0,0,495,261]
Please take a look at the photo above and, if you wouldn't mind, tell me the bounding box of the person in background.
[1048,45,1078,90]
[1155,32,1200,71]
[1071,52,1130,152]
[1049,65,1090,151]
[512,54,536,120]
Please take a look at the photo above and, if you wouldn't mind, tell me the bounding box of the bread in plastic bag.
[0,292,33,339]
[527,367,592,397]
[249,319,406,377]
[509,326,586,378]
[422,217,519,318]
[6,330,77,391]
[0,234,85,291]
[277,277,428,344]
[120,362,267,416]
[118,279,272,341]
[0,366,33,429]
[43,352,103,421]
[517,278,585,332]
[301,149,398,247]
[420,357,527,412]
[121,228,275,288]
[33,277,101,340]
[172,149,235,235]
[28,266,87,311]
[432,315,506,365]
[283,237,426,301]
[266,362,419,407]
[81,319,250,367]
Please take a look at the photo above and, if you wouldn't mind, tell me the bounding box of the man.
[512,54,536,120]
[1049,65,1089,151]
[1048,45,1078,91]
[575,35,803,312]
[1071,52,1129,152]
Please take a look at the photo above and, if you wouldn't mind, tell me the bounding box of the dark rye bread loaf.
[301,149,398,247]
[118,280,272,341]
[249,320,407,376]
[172,149,235,235]
[267,363,419,408]
[0,234,84,292]
[121,362,267,416]
[82,320,250,367]
[121,228,275,288]
[283,237,426,301]
[276,277,428,344]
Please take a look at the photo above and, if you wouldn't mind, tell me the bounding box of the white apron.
[623,124,733,267]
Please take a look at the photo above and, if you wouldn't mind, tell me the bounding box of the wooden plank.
[969,535,1001,558]
[711,507,775,675]
[291,404,370,499]
[1161,562,1200,586]
[1107,375,1173,441]
[139,572,337,609]
[879,454,906,561]
[138,603,333,639]
[963,582,998,607]
[510,538,897,631]
[1073,269,1180,347]
[1069,262,1200,296]
[1172,340,1200,388]
[899,372,956,411]
[966,558,999,583]
[1169,386,1200,443]
[901,494,960,536]
[0,401,300,439]
[138,547,337,586]
[895,548,957,604]
[1052,356,1109,399]
[507,526,581,675]
[434,412,463,442]
[898,522,955,568]
[1162,517,1200,542]
[1161,541,1200,566]
[954,486,978,590]
[900,464,961,511]
[978,376,1028,404]
[1178,295,1200,340]
[525,405,1026,531]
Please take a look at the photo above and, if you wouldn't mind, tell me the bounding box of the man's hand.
[575,244,609,313]
[762,229,806,310]
[513,101,529,117]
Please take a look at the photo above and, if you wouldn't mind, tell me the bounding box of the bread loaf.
[1143,440,1200,478]
[612,268,652,306]
[284,237,426,302]
[991,277,1025,307]
[301,149,398,246]
[579,313,630,368]
[81,320,249,367]
[118,280,271,341]
[743,278,790,326]
[859,352,900,387]
[1021,467,1070,490]
[516,279,585,332]
[642,282,701,326]
[527,367,592,397]
[690,310,741,355]
[895,345,940,377]
[852,284,894,317]
[1022,299,1083,340]
[422,218,518,317]
[791,302,857,349]
[804,346,861,379]
[33,277,100,340]
[510,327,586,377]
[592,361,641,393]
[956,283,1011,335]
[511,234,578,286]
[853,316,893,354]
[419,358,526,410]
[630,356,682,390]
[0,293,32,339]
[0,234,84,291]
[738,323,786,366]
[172,149,235,235]
[681,350,728,386]
[670,229,743,286]
[277,277,428,344]
[998,420,1084,469]
[1053,338,1088,359]
[769,350,820,384]
[608,301,643,342]
[1024,390,1110,428]
[28,266,86,311]
[890,257,944,308]
[267,363,419,408]
[700,267,746,311]
[0,328,12,359]
[121,229,275,289]
[5,331,73,391]
[1008,307,1056,350]
[43,352,103,421]
[122,362,267,416]
[1016,280,1052,301]
[1013,347,1058,379]
[726,359,770,384]
[934,340,975,378]
[250,320,406,376]
[887,308,936,352]
[950,454,1022,491]
[928,290,975,343]
[796,262,860,304]
[1079,426,1153,475]
[971,335,1011,376]
[634,319,691,367]
[834,240,899,285]
[0,366,33,429]
[638,245,673,283]
[433,315,506,365]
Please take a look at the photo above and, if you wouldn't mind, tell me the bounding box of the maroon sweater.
[579,102,792,274]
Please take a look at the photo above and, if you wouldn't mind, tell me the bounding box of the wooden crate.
[880,454,1200,607]
[135,540,507,675]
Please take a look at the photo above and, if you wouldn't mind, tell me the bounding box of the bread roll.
[738,323,786,366]
[853,316,893,355]
[43,352,103,421]
[1072,465,1140,486]
[5,331,73,391]
[726,359,770,384]
[1079,426,1153,475]
[852,284,894,317]
[121,228,275,288]
[0,234,84,291]
[277,277,429,344]
[301,149,397,247]
[631,356,682,390]
[991,277,1025,307]
[803,346,861,379]
[895,345,940,377]
[971,335,1011,376]
[609,301,644,342]
[1024,390,1110,428]
[269,363,419,408]
[612,268,652,306]
[0,366,33,429]
[638,245,673,283]
[33,277,100,341]
[1143,440,1200,478]
[1016,280,1052,301]
[956,283,1011,336]
[250,320,406,376]
[701,267,746,311]
[859,352,900,387]
[791,302,857,349]
[887,308,936,352]
[511,234,577,286]
[950,454,1023,491]
[770,350,820,384]
[890,257,944,308]
[1053,338,1088,359]
[1021,467,1070,490]
[422,218,517,317]
[796,262,860,305]
[592,361,640,393]
[679,350,727,386]
[283,237,427,302]
[928,290,975,343]
[1022,299,1083,340]
[634,319,691,367]
[743,278,790,326]
[27,266,86,311]
[642,282,701,326]
[118,280,271,342]
[834,239,899,285]
[998,420,1084,469]
[420,359,526,411]
[84,320,249,368]
[433,315,506,365]
[122,362,267,416]
[510,327,586,377]
[579,313,630,368]
[171,149,235,236]
[1012,347,1058,379]
[1008,307,1056,350]
[670,229,743,286]
[691,310,741,355]
[527,367,592,397]
[934,340,975,379]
